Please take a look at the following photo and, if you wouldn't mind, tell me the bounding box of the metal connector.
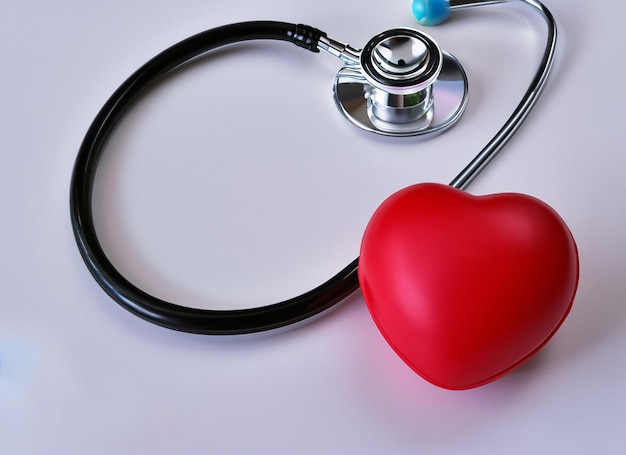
[317,35,360,65]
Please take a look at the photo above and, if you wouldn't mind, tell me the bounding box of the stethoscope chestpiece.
[331,28,468,137]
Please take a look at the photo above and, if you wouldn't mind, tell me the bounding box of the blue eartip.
[411,0,451,26]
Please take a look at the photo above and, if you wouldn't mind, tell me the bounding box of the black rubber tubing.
[70,21,361,335]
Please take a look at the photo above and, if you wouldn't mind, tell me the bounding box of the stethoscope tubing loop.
[70,0,557,335]
[70,22,360,335]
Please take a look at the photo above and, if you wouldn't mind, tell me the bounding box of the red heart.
[359,183,579,390]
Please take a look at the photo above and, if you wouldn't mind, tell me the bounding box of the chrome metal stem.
[447,0,557,189]
[317,35,360,65]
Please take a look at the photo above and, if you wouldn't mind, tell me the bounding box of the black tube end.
[289,24,326,52]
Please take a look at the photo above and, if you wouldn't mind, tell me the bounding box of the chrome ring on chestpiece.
[328,28,468,137]
[361,29,442,93]
[362,29,442,127]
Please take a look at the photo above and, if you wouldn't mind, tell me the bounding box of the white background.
[2,0,625,453]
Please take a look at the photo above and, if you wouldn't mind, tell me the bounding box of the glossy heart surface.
[359,183,579,390]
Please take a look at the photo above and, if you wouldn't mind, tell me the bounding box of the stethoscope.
[70,0,578,389]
